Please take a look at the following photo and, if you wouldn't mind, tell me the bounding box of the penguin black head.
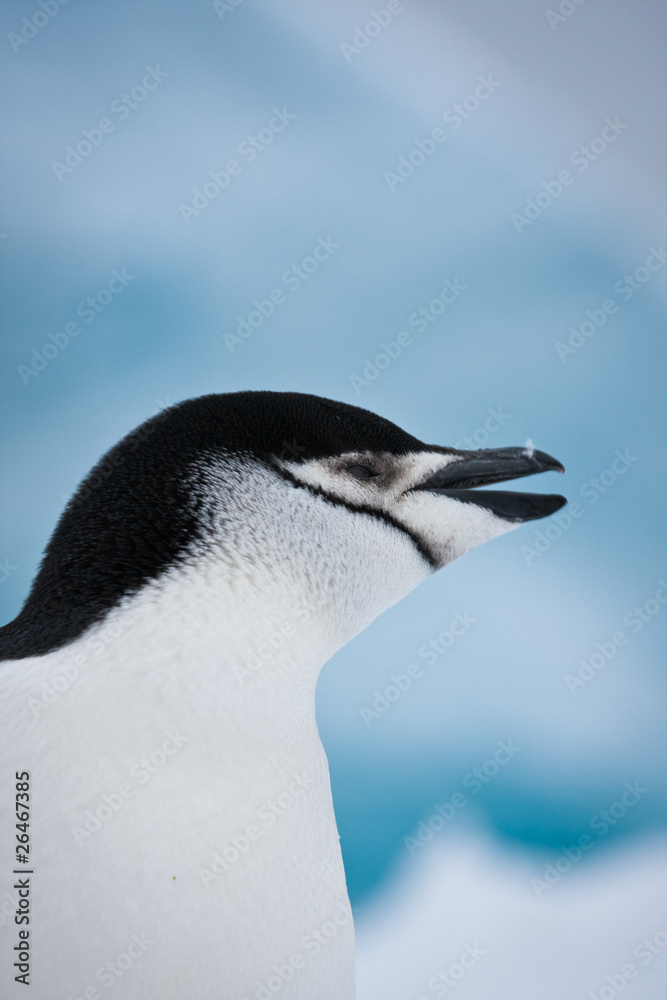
[0,391,565,660]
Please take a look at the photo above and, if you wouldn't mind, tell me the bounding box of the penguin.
[0,391,565,1000]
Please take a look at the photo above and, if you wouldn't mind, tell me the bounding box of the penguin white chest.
[2,574,360,1000]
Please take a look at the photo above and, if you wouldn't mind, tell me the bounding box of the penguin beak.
[415,446,566,522]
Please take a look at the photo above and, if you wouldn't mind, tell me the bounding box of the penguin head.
[0,391,565,660]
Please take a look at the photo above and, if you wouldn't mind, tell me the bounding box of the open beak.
[415,446,566,522]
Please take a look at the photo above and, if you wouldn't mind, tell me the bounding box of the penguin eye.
[345,464,377,480]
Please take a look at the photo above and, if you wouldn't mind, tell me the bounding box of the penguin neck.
[50,482,426,745]
[25,570,320,789]
[158,457,434,684]
[35,465,431,763]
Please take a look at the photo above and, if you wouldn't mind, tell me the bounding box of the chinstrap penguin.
[0,391,565,999]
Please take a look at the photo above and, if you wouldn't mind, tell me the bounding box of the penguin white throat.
[0,391,565,1000]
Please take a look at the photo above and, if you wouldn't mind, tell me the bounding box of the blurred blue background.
[2,1,666,995]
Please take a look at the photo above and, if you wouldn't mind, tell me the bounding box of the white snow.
[523,438,535,459]
[356,831,667,1000]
